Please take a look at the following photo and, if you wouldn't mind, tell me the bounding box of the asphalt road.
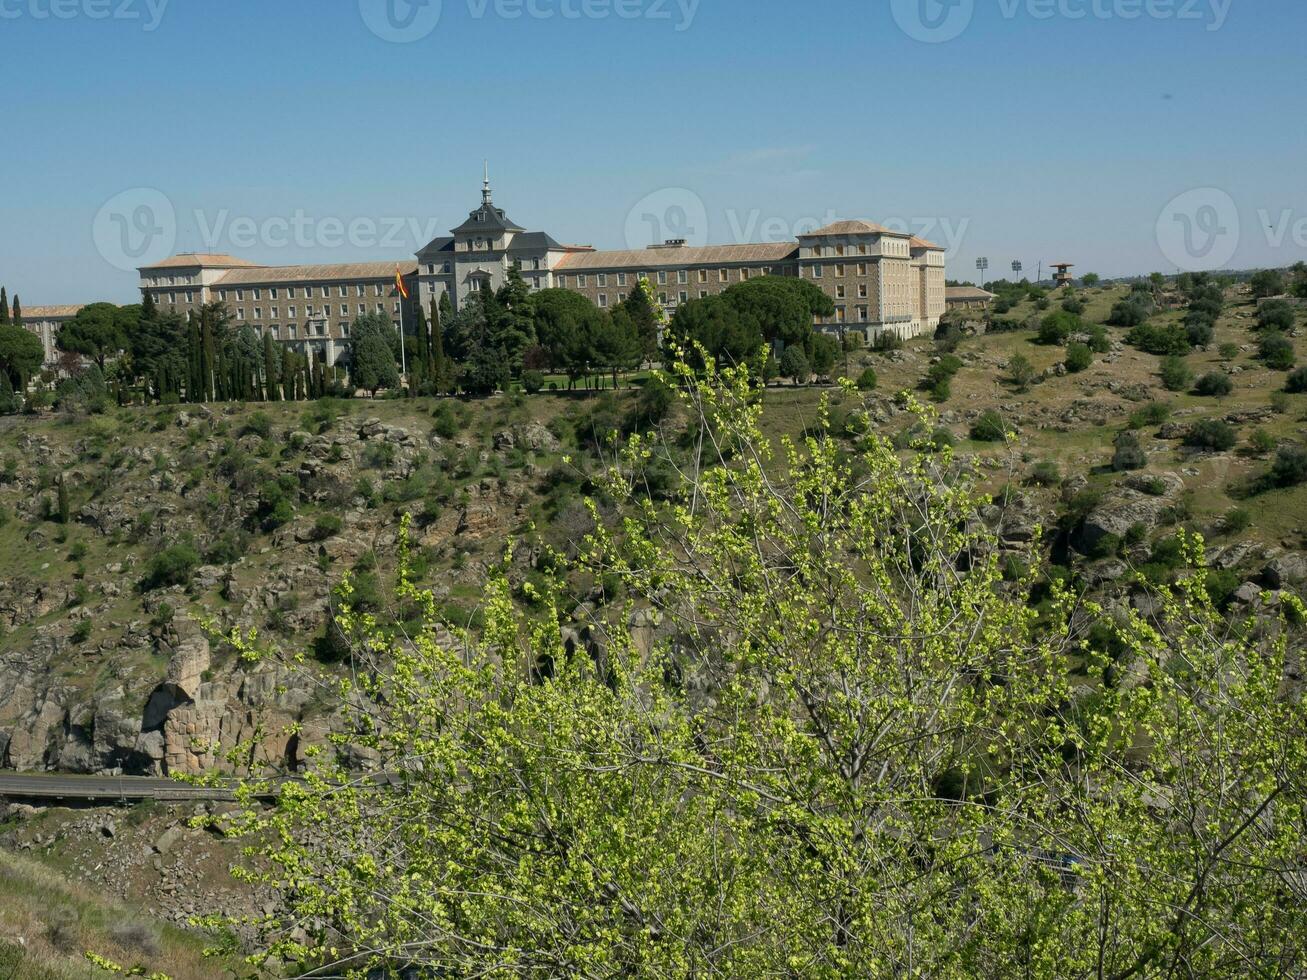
[0,771,239,802]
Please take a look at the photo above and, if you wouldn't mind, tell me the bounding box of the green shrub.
[1065,342,1093,373]
[970,410,1007,443]
[1193,372,1233,397]
[929,378,952,403]
[432,402,460,440]
[1128,401,1171,429]
[140,542,200,591]
[1268,445,1307,488]
[1128,322,1189,355]
[311,513,344,540]
[1037,311,1078,345]
[257,480,295,530]
[1007,354,1036,391]
[929,427,955,452]
[1085,324,1111,353]
[1285,367,1307,394]
[1248,428,1277,454]
[522,370,545,394]
[1217,343,1240,361]
[72,618,92,644]
[1259,332,1296,370]
[1222,508,1252,534]
[1185,419,1237,451]
[1111,431,1147,471]
[856,367,878,391]
[1160,356,1193,392]
[240,411,273,439]
[1088,532,1122,560]
[1028,461,1061,487]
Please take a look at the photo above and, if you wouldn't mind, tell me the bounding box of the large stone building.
[129,179,948,367]
[20,306,85,368]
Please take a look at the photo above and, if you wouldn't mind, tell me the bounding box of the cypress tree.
[57,476,70,525]
[263,334,280,401]
[432,296,448,392]
[0,370,16,415]
[201,315,217,402]
[11,295,20,326]
[141,291,157,322]
[186,314,203,402]
[0,288,8,324]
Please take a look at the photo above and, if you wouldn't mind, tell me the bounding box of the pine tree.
[0,288,8,324]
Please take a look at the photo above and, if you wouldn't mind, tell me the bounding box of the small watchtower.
[1052,263,1075,289]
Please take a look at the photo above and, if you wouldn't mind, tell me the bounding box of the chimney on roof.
[649,239,687,249]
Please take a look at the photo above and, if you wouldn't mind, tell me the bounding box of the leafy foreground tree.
[207,359,1307,979]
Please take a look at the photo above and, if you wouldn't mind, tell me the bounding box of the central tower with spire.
[482,160,493,205]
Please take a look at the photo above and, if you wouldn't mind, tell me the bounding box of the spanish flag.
[395,266,410,300]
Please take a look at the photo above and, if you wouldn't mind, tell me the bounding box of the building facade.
[20,306,85,368]
[129,180,948,366]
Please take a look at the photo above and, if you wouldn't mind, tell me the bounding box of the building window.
[697,269,708,284]
[533,258,542,271]
[740,268,750,280]
[659,292,668,304]
[253,288,262,300]
[577,274,587,287]
[271,287,279,299]
[358,304,366,315]
[617,272,626,286]
[858,306,868,322]
[658,271,668,285]
[321,286,330,298]
[289,306,296,318]
[338,285,348,298]
[236,289,245,301]
[679,291,688,303]
[342,324,350,337]
[858,284,868,298]
[598,294,608,308]
[699,290,708,299]
[185,291,194,303]
[835,264,845,278]
[811,265,823,278]
[859,245,868,255]
[271,306,280,318]
[719,269,729,283]
[289,325,297,338]
[340,304,349,316]
[443,261,452,274]
[857,263,868,276]
[356,284,365,297]
[835,307,845,322]
[836,245,845,256]
[836,285,846,299]
[427,264,436,274]
[598,274,607,287]
[557,275,567,288]
[236,308,245,320]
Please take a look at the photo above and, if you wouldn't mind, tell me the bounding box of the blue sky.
[2,0,1305,304]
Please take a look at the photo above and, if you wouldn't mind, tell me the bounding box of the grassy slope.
[0,848,234,979]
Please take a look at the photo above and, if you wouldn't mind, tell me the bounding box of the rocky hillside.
[1,282,1304,778]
